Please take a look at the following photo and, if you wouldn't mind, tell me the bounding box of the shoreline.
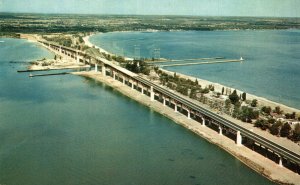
[160,69,300,114]
[73,71,300,185]
[84,32,300,114]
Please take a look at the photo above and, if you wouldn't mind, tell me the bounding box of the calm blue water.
[0,38,274,185]
[90,30,300,109]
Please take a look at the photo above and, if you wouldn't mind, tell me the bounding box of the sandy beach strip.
[83,33,134,61]
[159,69,300,114]
[73,71,300,185]
[83,33,111,55]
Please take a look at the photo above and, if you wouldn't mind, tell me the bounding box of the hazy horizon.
[1,12,300,19]
[0,0,299,18]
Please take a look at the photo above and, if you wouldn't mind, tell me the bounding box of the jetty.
[159,59,242,67]
[29,72,70,77]
[148,57,225,64]
[18,66,90,73]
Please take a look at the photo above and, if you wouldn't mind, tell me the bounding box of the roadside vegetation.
[151,69,300,143]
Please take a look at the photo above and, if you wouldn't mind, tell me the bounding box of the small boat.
[240,57,244,61]
[29,73,33,77]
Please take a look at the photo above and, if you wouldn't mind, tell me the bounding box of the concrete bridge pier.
[162,97,166,106]
[113,71,116,80]
[187,109,191,119]
[279,156,283,167]
[236,131,242,146]
[122,77,126,85]
[141,86,144,95]
[76,52,80,63]
[59,46,62,53]
[131,81,134,90]
[150,86,155,101]
[219,125,223,135]
[95,64,98,72]
[202,117,205,126]
[174,102,178,112]
[101,63,106,76]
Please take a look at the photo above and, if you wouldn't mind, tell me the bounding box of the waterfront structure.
[39,40,300,173]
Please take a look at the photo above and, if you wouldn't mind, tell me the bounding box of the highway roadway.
[134,75,300,165]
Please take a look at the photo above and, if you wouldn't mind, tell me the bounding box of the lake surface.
[0,38,275,185]
[90,30,300,109]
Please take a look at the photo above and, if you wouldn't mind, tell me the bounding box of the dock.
[159,59,242,67]
[18,65,90,73]
[148,57,225,64]
[29,72,70,77]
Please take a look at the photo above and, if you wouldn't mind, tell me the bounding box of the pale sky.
[0,0,299,17]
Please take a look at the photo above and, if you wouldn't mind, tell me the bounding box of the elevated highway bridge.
[38,40,300,173]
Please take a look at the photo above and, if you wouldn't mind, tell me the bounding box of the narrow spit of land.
[73,71,300,185]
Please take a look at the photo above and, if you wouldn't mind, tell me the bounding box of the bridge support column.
[101,63,106,76]
[150,86,154,101]
[76,52,80,63]
[187,110,191,119]
[174,102,178,112]
[122,77,125,85]
[131,81,134,90]
[163,97,166,106]
[202,117,205,126]
[113,71,116,80]
[236,131,242,146]
[59,46,62,53]
[219,126,223,135]
[95,64,98,72]
[279,156,283,167]
[141,86,144,95]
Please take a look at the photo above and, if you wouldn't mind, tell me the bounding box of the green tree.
[261,106,272,115]
[224,99,231,114]
[292,124,300,141]
[273,106,283,114]
[250,99,258,107]
[229,90,240,105]
[79,36,84,43]
[194,79,198,85]
[270,121,282,135]
[255,119,270,130]
[285,112,296,119]
[242,92,246,101]
[280,122,291,137]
